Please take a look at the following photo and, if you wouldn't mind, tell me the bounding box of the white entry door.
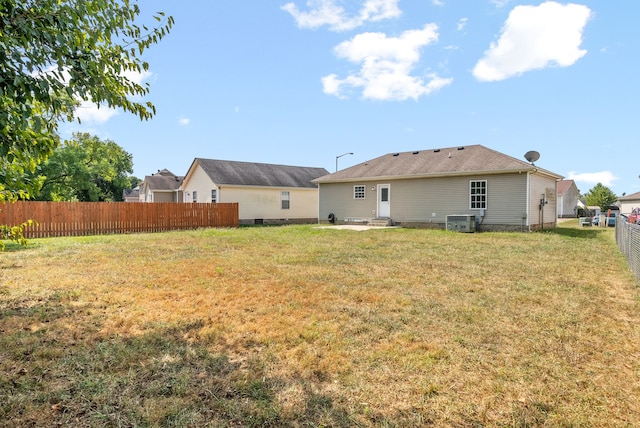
[377,184,390,218]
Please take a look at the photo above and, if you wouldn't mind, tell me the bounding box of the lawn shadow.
[0,292,383,427]
[547,224,612,239]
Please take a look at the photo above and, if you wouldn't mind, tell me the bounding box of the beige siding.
[620,200,640,215]
[181,164,216,202]
[182,163,318,221]
[153,192,177,203]
[220,186,317,221]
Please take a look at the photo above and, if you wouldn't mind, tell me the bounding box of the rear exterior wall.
[318,173,533,231]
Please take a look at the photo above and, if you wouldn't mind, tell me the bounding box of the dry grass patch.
[1,222,639,426]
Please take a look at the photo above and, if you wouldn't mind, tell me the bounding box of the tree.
[34,132,134,202]
[1,0,173,202]
[584,183,618,212]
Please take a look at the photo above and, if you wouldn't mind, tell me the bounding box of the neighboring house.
[122,186,140,202]
[556,179,581,218]
[180,158,329,225]
[139,169,184,202]
[313,145,563,231]
[619,191,640,214]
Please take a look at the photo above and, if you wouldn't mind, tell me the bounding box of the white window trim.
[469,180,487,210]
[354,185,366,200]
[281,191,290,209]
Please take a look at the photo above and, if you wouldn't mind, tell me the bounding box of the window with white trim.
[211,189,217,203]
[470,180,487,209]
[354,185,366,199]
[192,191,198,202]
[281,191,290,209]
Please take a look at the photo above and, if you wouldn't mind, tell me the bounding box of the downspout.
[316,183,321,224]
[526,172,532,232]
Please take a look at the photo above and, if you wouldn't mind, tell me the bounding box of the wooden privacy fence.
[0,202,239,238]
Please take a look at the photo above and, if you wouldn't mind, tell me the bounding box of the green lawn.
[1,221,638,426]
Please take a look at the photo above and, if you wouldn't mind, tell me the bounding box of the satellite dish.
[524,150,540,164]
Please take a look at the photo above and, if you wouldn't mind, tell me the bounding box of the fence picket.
[0,202,238,238]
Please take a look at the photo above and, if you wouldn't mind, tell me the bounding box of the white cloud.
[432,0,444,6]
[76,69,153,124]
[34,65,154,125]
[281,0,401,31]
[75,100,119,125]
[567,171,618,187]
[457,17,468,31]
[178,117,190,126]
[322,24,453,101]
[473,1,591,82]
[122,69,153,86]
[491,0,511,7]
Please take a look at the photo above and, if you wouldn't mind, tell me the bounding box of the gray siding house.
[313,145,563,231]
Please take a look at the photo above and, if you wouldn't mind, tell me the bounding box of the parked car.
[593,214,616,227]
[628,208,640,225]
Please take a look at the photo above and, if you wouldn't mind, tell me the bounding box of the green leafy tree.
[584,183,618,212]
[128,175,142,190]
[34,133,134,202]
[1,0,173,202]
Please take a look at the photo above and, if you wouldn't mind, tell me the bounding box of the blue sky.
[61,1,639,196]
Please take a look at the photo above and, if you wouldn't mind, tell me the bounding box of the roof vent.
[434,149,441,153]
[457,147,465,150]
[392,153,400,156]
[412,151,419,154]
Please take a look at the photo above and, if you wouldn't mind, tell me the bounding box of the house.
[139,169,184,202]
[180,158,329,225]
[122,186,140,202]
[556,179,581,218]
[619,191,640,214]
[313,145,563,231]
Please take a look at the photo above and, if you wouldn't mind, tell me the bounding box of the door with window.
[377,184,390,217]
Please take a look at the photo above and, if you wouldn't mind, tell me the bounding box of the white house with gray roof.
[619,191,640,215]
[180,158,329,225]
[313,145,563,231]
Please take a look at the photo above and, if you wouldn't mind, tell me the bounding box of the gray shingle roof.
[619,191,640,201]
[314,145,561,183]
[194,158,329,189]
[144,171,184,191]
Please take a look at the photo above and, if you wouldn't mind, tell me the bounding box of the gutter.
[313,167,551,184]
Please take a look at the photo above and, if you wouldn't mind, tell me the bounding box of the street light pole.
[336,152,353,172]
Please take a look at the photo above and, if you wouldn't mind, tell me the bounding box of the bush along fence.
[0,201,239,238]
[616,219,640,284]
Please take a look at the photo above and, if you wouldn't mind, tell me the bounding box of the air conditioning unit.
[446,215,476,233]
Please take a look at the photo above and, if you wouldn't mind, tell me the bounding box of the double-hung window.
[192,191,198,203]
[470,180,487,209]
[354,185,366,199]
[211,189,217,203]
[281,191,290,209]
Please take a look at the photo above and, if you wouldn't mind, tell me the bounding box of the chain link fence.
[616,216,640,284]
